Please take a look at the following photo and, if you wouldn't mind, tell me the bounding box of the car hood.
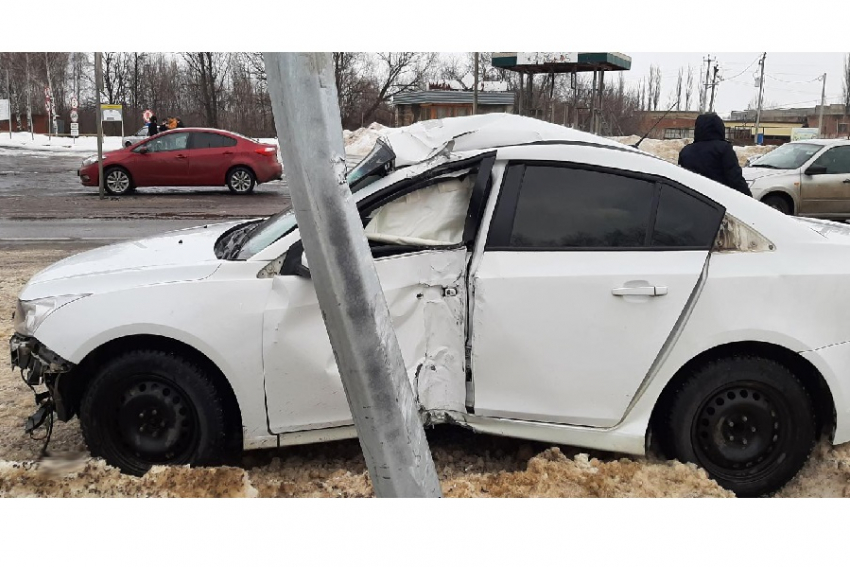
[742,167,795,182]
[793,217,850,243]
[20,221,246,299]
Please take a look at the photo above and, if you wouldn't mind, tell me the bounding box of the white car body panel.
[16,115,850,459]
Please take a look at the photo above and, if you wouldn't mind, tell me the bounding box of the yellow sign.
[100,104,122,110]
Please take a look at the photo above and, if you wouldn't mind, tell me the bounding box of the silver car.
[121,126,151,148]
[745,139,850,217]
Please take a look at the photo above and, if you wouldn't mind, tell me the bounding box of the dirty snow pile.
[0,132,125,154]
[343,123,390,157]
[610,135,774,166]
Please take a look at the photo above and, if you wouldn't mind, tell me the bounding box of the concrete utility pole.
[263,52,442,498]
[24,53,32,140]
[708,64,719,113]
[754,53,767,146]
[95,52,105,199]
[472,52,479,115]
[700,55,713,113]
[6,70,11,139]
[818,73,827,137]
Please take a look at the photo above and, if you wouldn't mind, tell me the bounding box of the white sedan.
[11,114,850,497]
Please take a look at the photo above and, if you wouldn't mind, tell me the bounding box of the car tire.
[227,167,256,194]
[666,355,816,497]
[80,350,233,476]
[762,194,792,215]
[103,167,135,195]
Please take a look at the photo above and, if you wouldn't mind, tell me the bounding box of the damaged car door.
[262,156,495,434]
[470,161,724,428]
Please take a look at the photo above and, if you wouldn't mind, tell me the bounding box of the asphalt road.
[0,147,293,221]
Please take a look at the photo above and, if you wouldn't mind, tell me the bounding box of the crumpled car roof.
[379,113,636,166]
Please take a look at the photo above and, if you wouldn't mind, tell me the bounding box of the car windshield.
[233,139,396,259]
[750,143,821,170]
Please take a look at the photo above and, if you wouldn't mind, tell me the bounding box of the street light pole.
[818,73,827,137]
[95,52,105,200]
[473,52,479,115]
[263,52,442,498]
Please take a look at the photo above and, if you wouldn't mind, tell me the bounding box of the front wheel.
[227,167,256,194]
[666,356,816,497]
[103,167,134,195]
[762,194,792,215]
[80,350,234,476]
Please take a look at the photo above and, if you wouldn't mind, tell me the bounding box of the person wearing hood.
[678,113,751,196]
[147,115,158,137]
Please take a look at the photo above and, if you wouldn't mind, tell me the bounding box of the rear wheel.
[762,194,792,215]
[227,167,256,194]
[103,167,134,195]
[80,350,233,476]
[666,356,816,497]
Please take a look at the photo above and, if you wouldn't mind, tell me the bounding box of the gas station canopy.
[492,52,632,74]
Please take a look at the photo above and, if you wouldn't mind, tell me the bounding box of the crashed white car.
[10,114,850,496]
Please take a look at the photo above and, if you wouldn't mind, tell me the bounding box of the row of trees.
[5,52,810,139]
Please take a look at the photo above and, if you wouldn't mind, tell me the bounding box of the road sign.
[70,96,78,109]
[100,104,123,122]
[70,123,79,137]
[143,109,152,122]
[70,110,79,122]
[0,99,9,121]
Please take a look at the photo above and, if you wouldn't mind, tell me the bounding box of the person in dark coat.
[678,113,751,196]
[147,115,158,137]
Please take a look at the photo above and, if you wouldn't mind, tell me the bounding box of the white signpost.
[70,95,78,143]
[70,122,79,137]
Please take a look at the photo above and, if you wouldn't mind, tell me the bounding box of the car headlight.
[13,294,90,336]
[81,155,98,167]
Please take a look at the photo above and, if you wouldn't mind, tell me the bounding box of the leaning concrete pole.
[263,52,442,498]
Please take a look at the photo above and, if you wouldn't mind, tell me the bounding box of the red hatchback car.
[77,128,283,195]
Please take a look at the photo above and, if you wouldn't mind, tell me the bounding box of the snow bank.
[343,123,390,157]
[0,132,124,154]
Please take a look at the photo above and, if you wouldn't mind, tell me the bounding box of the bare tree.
[361,52,436,124]
[183,52,230,127]
[843,53,850,115]
[685,65,694,111]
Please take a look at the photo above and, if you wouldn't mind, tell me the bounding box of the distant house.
[391,79,515,127]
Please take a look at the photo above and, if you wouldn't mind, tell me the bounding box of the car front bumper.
[10,333,79,421]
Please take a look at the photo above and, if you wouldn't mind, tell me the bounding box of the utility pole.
[818,73,827,137]
[263,52,442,498]
[6,69,11,139]
[472,52,479,115]
[24,53,32,140]
[44,52,56,137]
[700,54,713,113]
[754,52,767,146]
[95,52,105,200]
[708,64,719,113]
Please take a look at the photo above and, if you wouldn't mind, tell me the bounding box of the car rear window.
[191,132,237,149]
[651,184,724,248]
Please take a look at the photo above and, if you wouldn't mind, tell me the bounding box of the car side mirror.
[280,241,311,278]
[805,164,827,176]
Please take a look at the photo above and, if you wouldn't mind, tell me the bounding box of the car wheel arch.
[104,165,135,189]
[648,340,835,453]
[759,190,796,214]
[70,334,244,450]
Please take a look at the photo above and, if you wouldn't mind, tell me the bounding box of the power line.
[718,54,761,83]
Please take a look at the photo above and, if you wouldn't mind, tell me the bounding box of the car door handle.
[612,286,668,297]
[843,179,850,184]
[176,154,187,159]
[223,151,234,155]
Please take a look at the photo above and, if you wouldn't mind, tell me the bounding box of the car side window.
[363,171,475,247]
[812,146,850,175]
[139,132,189,154]
[487,163,724,251]
[651,184,725,248]
[490,165,655,249]
[191,132,237,149]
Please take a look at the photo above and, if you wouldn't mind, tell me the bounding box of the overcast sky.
[624,52,846,116]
